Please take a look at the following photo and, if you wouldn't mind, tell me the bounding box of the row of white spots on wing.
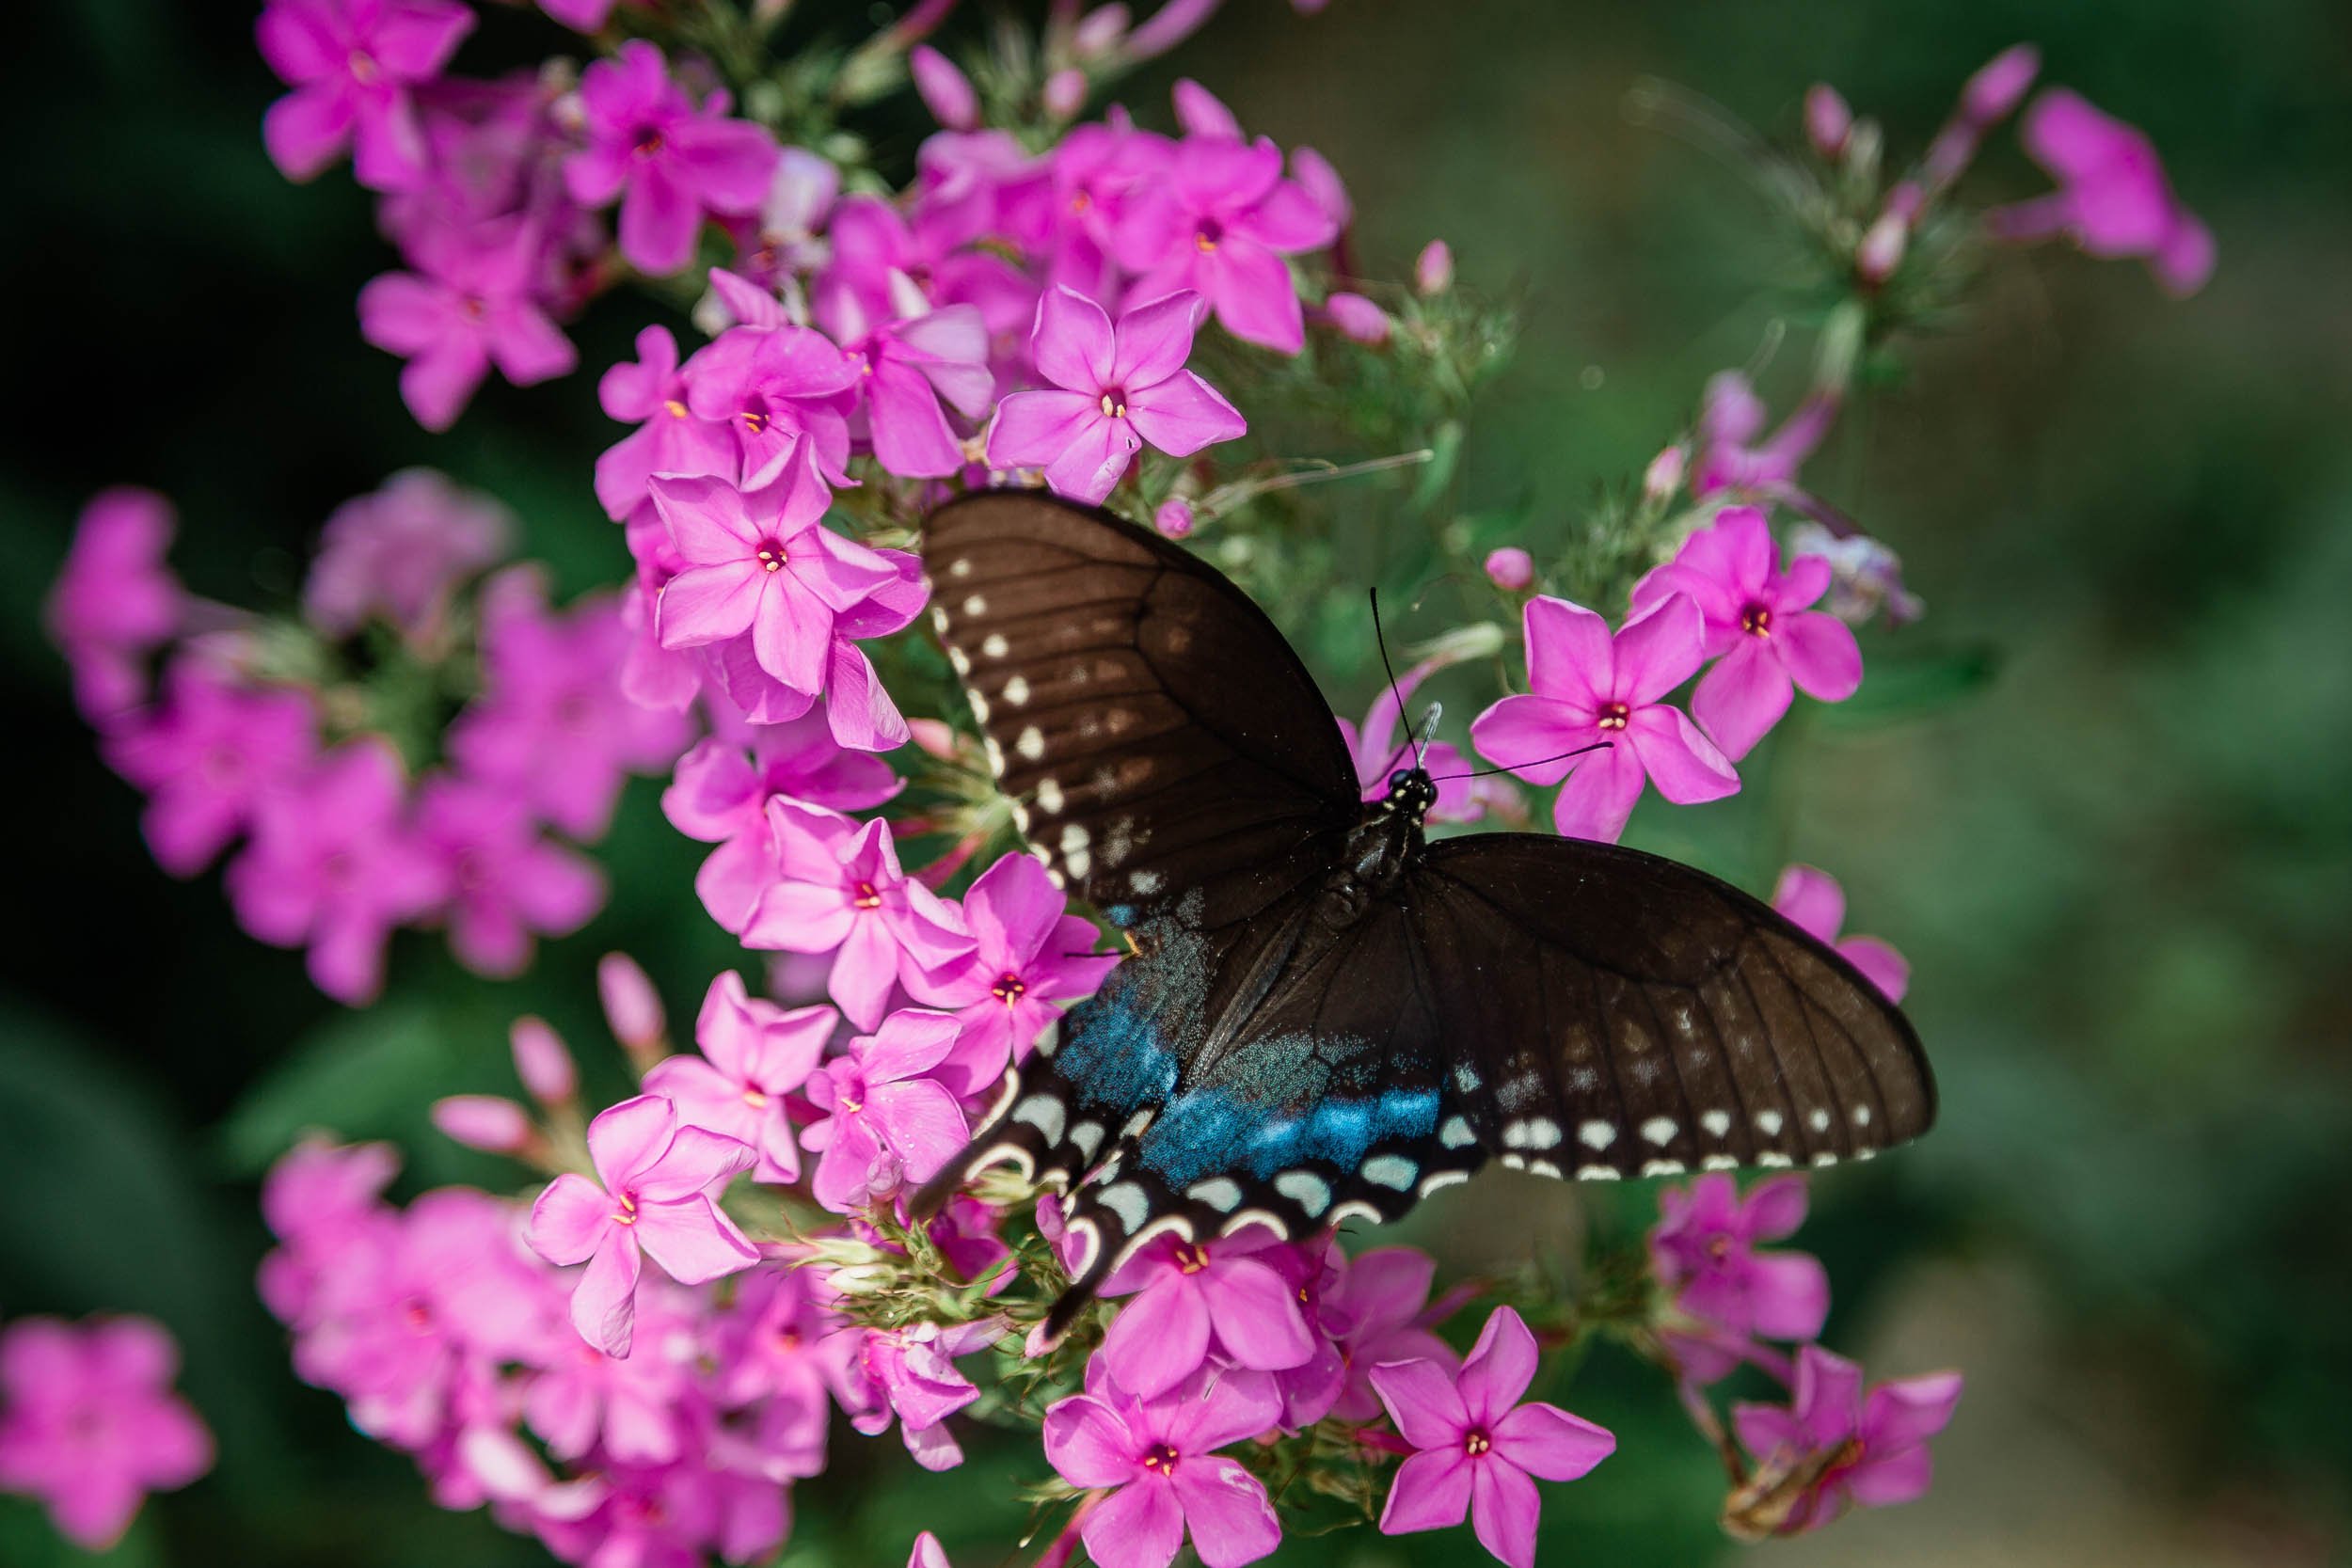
[1330,1198,1386,1228]
[1361,1154,1417,1190]
[981,633,1009,659]
[1274,1170,1331,1219]
[1035,777,1064,815]
[1220,1206,1290,1242]
[1757,1151,1794,1168]
[1009,800,1031,833]
[969,689,991,722]
[1004,674,1030,705]
[1420,1169,1470,1196]
[1119,1108,1155,1142]
[1807,1108,1833,1133]
[1502,1117,1562,1149]
[1102,817,1138,868]
[1640,1159,1686,1178]
[1016,725,1045,762]
[1186,1177,1242,1212]
[1013,1093,1066,1144]
[1701,1155,1740,1170]
[963,594,988,617]
[949,646,972,677]
[1700,1110,1733,1138]
[1640,1116,1677,1147]
[1439,1116,1477,1148]
[1129,869,1163,895]
[1577,1164,1621,1180]
[1034,1020,1061,1058]
[1096,1181,1150,1231]
[984,736,1006,778]
[1068,1118,1104,1162]
[1756,1109,1785,1135]
[1578,1119,1617,1150]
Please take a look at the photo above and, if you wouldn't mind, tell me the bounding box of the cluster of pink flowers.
[0,1315,213,1550]
[47,472,687,1002]
[1648,1173,1961,1537]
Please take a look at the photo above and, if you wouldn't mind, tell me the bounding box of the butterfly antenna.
[1428,738,1613,783]
[1370,588,1438,768]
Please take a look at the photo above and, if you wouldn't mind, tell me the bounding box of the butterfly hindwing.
[1410,834,1934,1176]
[921,493,1359,928]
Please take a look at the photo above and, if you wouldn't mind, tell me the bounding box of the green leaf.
[1819,643,1999,727]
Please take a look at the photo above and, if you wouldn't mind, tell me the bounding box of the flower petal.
[1031,285,1118,393]
[1125,370,1247,457]
[1490,1401,1616,1481]
[1469,1457,1541,1568]
[1042,1394,1139,1487]
[1169,1457,1280,1568]
[1368,1356,1469,1450]
[1613,593,1708,706]
[1100,1277,1212,1401]
[1625,705,1740,805]
[570,1228,642,1357]
[585,1094,680,1187]
[1775,610,1864,702]
[529,1173,613,1266]
[1456,1307,1540,1424]
[1691,639,1793,761]
[632,1192,759,1284]
[1081,1475,1186,1568]
[1377,1446,1472,1535]
[1549,740,1646,842]
[1770,865,1845,944]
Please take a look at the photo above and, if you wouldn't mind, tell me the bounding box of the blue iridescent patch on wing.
[1137,1082,1438,1186]
[1054,990,1179,1117]
[1105,904,1138,928]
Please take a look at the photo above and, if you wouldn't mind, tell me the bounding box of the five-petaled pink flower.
[1730,1344,1963,1535]
[1650,1174,1830,1349]
[1989,88,2214,296]
[103,660,318,877]
[1325,1245,1458,1422]
[594,325,734,521]
[985,287,1246,504]
[1470,594,1740,843]
[649,471,901,700]
[684,325,860,492]
[528,1094,759,1356]
[1042,1362,1284,1568]
[0,1316,213,1551]
[820,282,996,481]
[46,488,183,721]
[644,971,834,1183]
[564,40,780,276]
[358,218,579,432]
[1631,506,1863,759]
[1772,864,1910,1002]
[1113,135,1338,352]
[901,850,1120,1097]
[258,0,474,191]
[1096,1224,1316,1401]
[741,800,974,1030]
[413,776,606,978]
[1370,1307,1615,1568]
[801,1009,973,1213]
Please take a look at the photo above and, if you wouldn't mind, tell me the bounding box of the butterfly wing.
[1409,833,1934,1175]
[921,492,1359,929]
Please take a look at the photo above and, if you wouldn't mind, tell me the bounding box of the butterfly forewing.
[1412,836,1934,1176]
[922,493,1359,927]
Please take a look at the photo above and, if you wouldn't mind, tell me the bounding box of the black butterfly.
[912,491,1933,1334]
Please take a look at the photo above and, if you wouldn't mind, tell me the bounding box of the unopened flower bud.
[1413,620,1509,666]
[1961,43,2040,128]
[510,1016,577,1105]
[907,717,960,760]
[1643,445,1687,503]
[1043,68,1088,121]
[1804,85,1853,161]
[432,1095,534,1154]
[1072,4,1129,59]
[1325,292,1391,345]
[1856,211,1908,283]
[1415,239,1453,295]
[1484,546,1534,592]
[1153,498,1196,539]
[598,952,666,1056]
[910,46,978,131]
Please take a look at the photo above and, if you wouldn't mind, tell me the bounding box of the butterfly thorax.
[1323,767,1436,925]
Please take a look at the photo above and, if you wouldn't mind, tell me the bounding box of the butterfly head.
[1385,767,1438,824]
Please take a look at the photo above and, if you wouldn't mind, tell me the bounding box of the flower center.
[756,536,787,573]
[991,971,1027,1003]
[852,879,882,910]
[1595,701,1631,731]
[1099,388,1129,420]
[1706,1234,1734,1263]
[1194,218,1224,252]
[612,1191,639,1226]
[1464,1428,1493,1457]
[1140,1442,1181,1473]
[1740,601,1773,637]
[459,293,486,321]
[663,399,689,419]
[401,1296,434,1334]
[347,50,378,85]
[1071,190,1093,214]
[1173,1242,1211,1275]
[633,127,666,158]
[741,1084,770,1108]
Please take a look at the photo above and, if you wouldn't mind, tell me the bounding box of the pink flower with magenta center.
[0,1316,213,1551]
[1042,1362,1284,1568]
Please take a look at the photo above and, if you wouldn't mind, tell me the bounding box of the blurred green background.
[5,0,2348,1564]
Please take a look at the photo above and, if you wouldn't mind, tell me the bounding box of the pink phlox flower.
[817,193,1038,348]
[1045,119,1173,296]
[413,776,605,977]
[1096,1224,1318,1400]
[819,275,996,480]
[103,660,317,878]
[741,801,974,1031]
[257,0,474,190]
[688,548,928,749]
[734,147,839,286]
[662,712,904,933]
[298,1190,549,1449]
[0,1316,213,1551]
[1469,594,1740,843]
[911,1532,953,1568]
[529,1458,724,1568]
[521,1280,696,1465]
[1041,1362,1284,1568]
[1112,133,1338,353]
[844,1317,1005,1471]
[1731,1345,1963,1534]
[912,130,1055,254]
[1691,371,1836,503]
[1786,522,1924,628]
[923,1195,1016,1291]
[1650,1174,1830,1356]
[643,971,834,1182]
[1337,655,1514,826]
[258,1138,401,1326]
[359,215,579,431]
[46,487,183,721]
[706,1265,858,1442]
[1370,1307,1616,1568]
[911,45,978,132]
[1989,88,2214,296]
[682,322,858,491]
[1630,505,1863,759]
[539,0,615,29]
[1325,1245,1457,1422]
[1772,865,1910,1002]
[224,737,442,1004]
[303,468,513,642]
[594,325,737,520]
[449,569,692,839]
[801,1009,974,1212]
[1259,1239,1347,1429]
[528,1094,760,1357]
[564,40,779,276]
[985,287,1246,504]
[900,850,1119,1097]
